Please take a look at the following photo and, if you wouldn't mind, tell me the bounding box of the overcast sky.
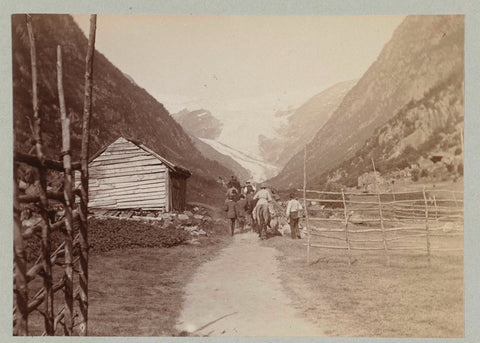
[73,14,405,156]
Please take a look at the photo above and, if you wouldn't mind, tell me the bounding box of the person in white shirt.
[253,184,272,205]
[243,181,256,195]
[252,184,272,237]
[286,193,303,239]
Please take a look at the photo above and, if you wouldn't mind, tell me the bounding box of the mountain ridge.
[259,79,357,167]
[270,15,464,189]
[12,14,234,204]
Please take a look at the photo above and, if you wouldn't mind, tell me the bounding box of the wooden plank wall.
[86,138,168,210]
[171,174,187,211]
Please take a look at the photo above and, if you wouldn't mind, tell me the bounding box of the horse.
[252,202,280,240]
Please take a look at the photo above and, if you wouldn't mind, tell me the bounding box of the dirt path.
[176,232,324,336]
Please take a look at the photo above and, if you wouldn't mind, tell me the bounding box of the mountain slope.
[270,15,464,189]
[12,14,233,203]
[259,80,356,167]
[312,71,464,189]
[172,108,223,140]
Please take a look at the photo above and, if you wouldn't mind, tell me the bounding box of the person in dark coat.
[226,186,239,202]
[224,195,237,236]
[227,175,241,192]
[235,194,249,231]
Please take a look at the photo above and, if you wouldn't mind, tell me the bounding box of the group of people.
[224,176,258,236]
[223,175,304,240]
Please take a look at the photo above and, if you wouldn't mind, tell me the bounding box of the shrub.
[420,169,429,178]
[454,147,462,156]
[411,168,420,182]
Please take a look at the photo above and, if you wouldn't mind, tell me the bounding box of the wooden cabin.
[83,137,191,212]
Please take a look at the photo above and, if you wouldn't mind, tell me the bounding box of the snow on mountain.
[199,138,279,182]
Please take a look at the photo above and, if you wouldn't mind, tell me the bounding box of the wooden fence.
[301,187,463,266]
[13,14,97,336]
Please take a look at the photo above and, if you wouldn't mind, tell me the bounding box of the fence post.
[371,159,390,267]
[78,14,97,336]
[422,187,432,266]
[57,45,74,335]
[433,195,439,222]
[13,171,28,336]
[26,15,54,335]
[341,189,352,265]
[304,145,310,264]
[391,180,396,202]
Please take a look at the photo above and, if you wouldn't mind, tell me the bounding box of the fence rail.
[299,156,463,266]
[301,185,463,265]
[13,14,96,336]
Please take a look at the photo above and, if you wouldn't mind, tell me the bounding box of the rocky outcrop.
[172,108,223,140]
[270,15,464,189]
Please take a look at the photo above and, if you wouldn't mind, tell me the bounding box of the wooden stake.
[26,14,54,335]
[433,195,439,222]
[78,14,97,336]
[304,145,310,264]
[341,189,352,265]
[391,181,396,202]
[57,45,74,335]
[13,170,28,336]
[371,159,390,267]
[422,187,432,266]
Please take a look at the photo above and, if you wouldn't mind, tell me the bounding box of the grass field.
[87,235,230,336]
[25,215,232,336]
[262,235,463,337]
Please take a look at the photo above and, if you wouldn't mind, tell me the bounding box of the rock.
[184,211,194,217]
[186,238,201,245]
[193,207,199,212]
[299,228,308,239]
[178,214,189,222]
[162,219,176,230]
[18,180,28,191]
[281,224,291,235]
[197,229,207,236]
[194,214,204,220]
[184,225,199,232]
[22,217,42,228]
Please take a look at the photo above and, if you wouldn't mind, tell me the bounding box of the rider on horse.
[252,184,273,240]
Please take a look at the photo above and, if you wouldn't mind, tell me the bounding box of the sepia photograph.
[9,8,470,339]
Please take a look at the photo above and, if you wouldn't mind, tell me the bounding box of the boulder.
[178,214,189,222]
